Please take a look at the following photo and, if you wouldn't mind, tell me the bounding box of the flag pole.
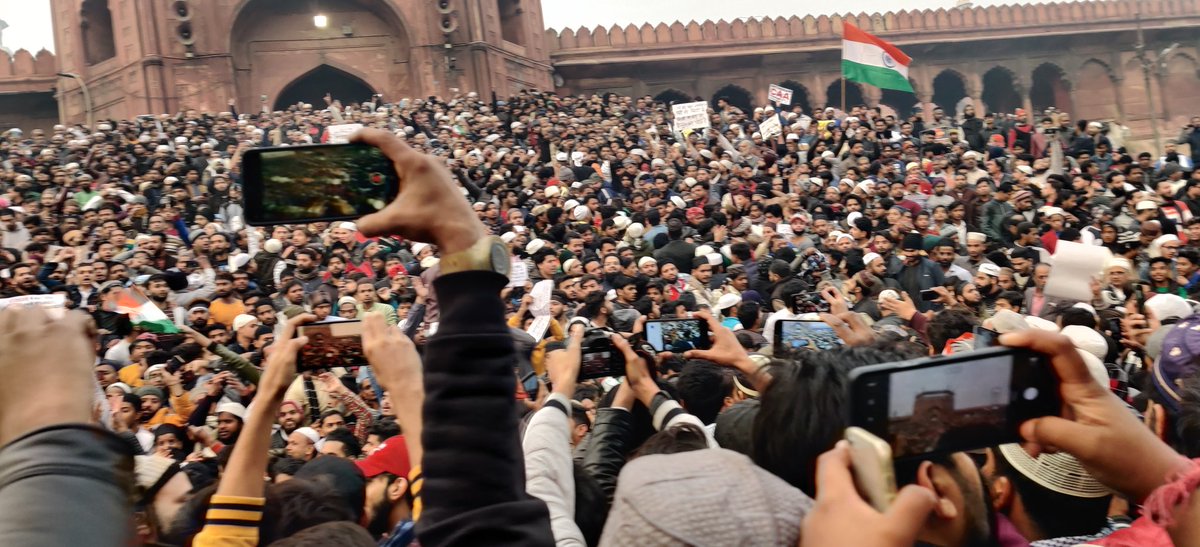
[840,26,847,115]
[841,77,846,115]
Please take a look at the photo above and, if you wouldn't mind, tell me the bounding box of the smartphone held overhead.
[241,143,399,225]
[848,347,1060,461]
[297,320,366,370]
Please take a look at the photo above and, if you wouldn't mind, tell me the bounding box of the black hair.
[268,521,375,547]
[270,457,306,481]
[570,402,592,431]
[367,418,402,441]
[927,309,979,354]
[578,291,608,321]
[990,447,1111,539]
[675,360,734,425]
[753,346,914,496]
[632,423,709,457]
[259,478,356,545]
[1058,307,1097,329]
[996,290,1024,309]
[322,427,362,458]
[1176,375,1200,458]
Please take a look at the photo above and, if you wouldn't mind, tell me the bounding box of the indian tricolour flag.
[107,287,179,333]
[841,23,914,93]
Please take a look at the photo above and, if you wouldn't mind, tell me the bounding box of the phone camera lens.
[1023,387,1039,400]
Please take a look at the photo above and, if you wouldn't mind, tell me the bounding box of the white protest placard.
[526,315,552,342]
[325,123,364,144]
[529,280,554,317]
[671,101,711,131]
[0,294,67,319]
[768,84,794,105]
[1043,241,1112,302]
[507,257,528,288]
[759,115,783,140]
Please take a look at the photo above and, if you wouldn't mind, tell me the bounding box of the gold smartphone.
[845,426,897,512]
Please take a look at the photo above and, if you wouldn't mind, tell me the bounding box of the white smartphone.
[845,426,897,512]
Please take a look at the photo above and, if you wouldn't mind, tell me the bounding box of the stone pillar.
[1016,83,1034,124]
[862,84,882,108]
[916,90,934,123]
[1111,72,1127,123]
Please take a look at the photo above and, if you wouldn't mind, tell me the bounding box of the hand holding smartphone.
[241,143,399,225]
[849,347,1060,461]
[845,427,897,512]
[644,318,710,353]
[297,320,366,370]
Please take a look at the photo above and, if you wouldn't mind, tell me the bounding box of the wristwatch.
[436,236,511,277]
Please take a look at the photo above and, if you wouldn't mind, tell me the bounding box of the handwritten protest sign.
[672,101,711,131]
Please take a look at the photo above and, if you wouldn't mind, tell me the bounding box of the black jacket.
[581,407,635,504]
[417,271,554,546]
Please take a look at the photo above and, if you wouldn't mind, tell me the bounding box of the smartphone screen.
[645,319,710,353]
[972,326,1000,349]
[242,143,399,225]
[849,347,1059,460]
[297,320,366,370]
[579,349,624,381]
[774,319,843,357]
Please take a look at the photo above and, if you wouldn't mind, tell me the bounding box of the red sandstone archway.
[229,0,415,109]
[1074,59,1120,122]
[712,85,754,113]
[274,65,377,111]
[776,80,813,114]
[931,70,968,113]
[825,79,864,111]
[653,88,693,106]
[1030,63,1073,114]
[981,66,1022,115]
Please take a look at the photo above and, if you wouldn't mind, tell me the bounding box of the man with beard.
[209,272,245,327]
[272,400,305,449]
[898,451,1001,547]
[357,281,398,326]
[293,248,325,293]
[1,263,46,297]
[955,232,995,276]
[286,426,320,461]
[214,402,246,448]
[357,437,416,546]
[932,238,973,284]
[953,282,985,318]
[897,232,946,312]
[143,273,176,320]
[974,263,1003,317]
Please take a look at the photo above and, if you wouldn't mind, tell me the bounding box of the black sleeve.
[187,394,216,428]
[581,407,634,504]
[416,271,554,547]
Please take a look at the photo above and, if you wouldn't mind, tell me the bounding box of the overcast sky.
[0,0,1061,54]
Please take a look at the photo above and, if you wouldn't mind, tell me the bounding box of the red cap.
[356,436,411,478]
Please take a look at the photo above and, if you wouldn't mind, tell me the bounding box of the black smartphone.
[920,288,940,301]
[578,328,626,381]
[972,326,1000,349]
[297,320,366,370]
[774,319,844,357]
[519,370,539,396]
[848,347,1060,461]
[241,143,399,226]
[1133,284,1147,315]
[644,318,710,353]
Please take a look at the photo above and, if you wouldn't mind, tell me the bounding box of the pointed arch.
[825,79,864,110]
[712,84,753,113]
[1075,59,1120,121]
[654,88,693,106]
[981,66,1022,114]
[775,79,812,114]
[274,65,376,111]
[931,69,968,112]
[1030,62,1072,113]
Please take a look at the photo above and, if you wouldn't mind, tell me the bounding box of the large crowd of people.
[1,88,1200,547]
